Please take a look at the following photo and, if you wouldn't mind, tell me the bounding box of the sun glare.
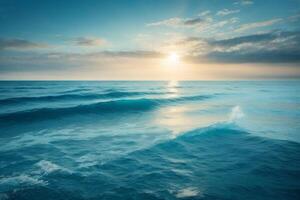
[167,52,180,65]
[162,52,182,79]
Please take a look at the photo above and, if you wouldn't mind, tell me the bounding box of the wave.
[2,123,300,199]
[0,95,210,123]
[94,123,300,199]
[177,122,247,140]
[0,91,165,106]
[12,86,47,90]
[58,88,91,94]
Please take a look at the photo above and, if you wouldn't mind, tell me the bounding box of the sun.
[167,52,180,65]
[162,52,182,74]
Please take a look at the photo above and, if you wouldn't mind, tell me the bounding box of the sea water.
[0,81,299,199]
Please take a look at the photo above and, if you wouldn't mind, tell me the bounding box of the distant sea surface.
[0,81,300,200]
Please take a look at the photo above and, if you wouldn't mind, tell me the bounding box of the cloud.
[234,0,254,6]
[146,13,240,35]
[186,31,300,63]
[147,17,182,27]
[240,0,254,5]
[71,37,107,47]
[0,50,162,68]
[42,50,162,62]
[206,50,300,63]
[146,16,210,28]
[0,38,49,50]
[1,31,299,76]
[1,31,299,81]
[288,13,300,22]
[184,18,205,26]
[95,50,162,58]
[196,17,239,33]
[235,18,282,32]
[112,31,300,63]
[198,10,211,17]
[217,9,240,16]
[0,49,163,80]
[157,30,300,64]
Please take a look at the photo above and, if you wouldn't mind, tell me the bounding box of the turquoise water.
[0,81,300,200]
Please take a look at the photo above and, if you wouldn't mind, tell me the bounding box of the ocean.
[0,81,299,200]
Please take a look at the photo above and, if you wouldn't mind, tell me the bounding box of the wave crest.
[0,95,210,123]
[0,91,155,106]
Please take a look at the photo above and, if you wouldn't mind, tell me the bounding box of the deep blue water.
[0,81,300,200]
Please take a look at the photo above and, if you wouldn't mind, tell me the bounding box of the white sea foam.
[78,161,98,169]
[0,174,46,187]
[175,187,201,198]
[36,160,71,174]
[229,106,245,122]
[36,160,60,174]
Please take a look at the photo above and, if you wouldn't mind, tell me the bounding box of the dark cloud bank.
[188,31,300,63]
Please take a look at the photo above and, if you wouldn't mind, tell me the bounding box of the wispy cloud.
[147,9,293,37]
[217,9,240,16]
[234,0,254,6]
[71,37,107,47]
[147,17,183,27]
[0,38,49,50]
[288,13,300,22]
[146,16,211,28]
[97,50,162,58]
[184,18,205,26]
[198,10,211,17]
[0,49,163,78]
[235,18,282,32]
[146,15,239,34]
[0,50,161,65]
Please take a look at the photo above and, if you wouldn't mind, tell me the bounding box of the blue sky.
[0,0,300,80]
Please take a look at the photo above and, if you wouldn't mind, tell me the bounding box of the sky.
[0,0,300,80]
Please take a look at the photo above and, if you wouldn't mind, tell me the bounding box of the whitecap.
[175,187,202,198]
[229,105,245,122]
[0,174,46,187]
[36,160,70,174]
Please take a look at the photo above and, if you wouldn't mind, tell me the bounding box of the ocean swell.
[0,91,160,106]
[92,124,300,199]
[0,95,210,123]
